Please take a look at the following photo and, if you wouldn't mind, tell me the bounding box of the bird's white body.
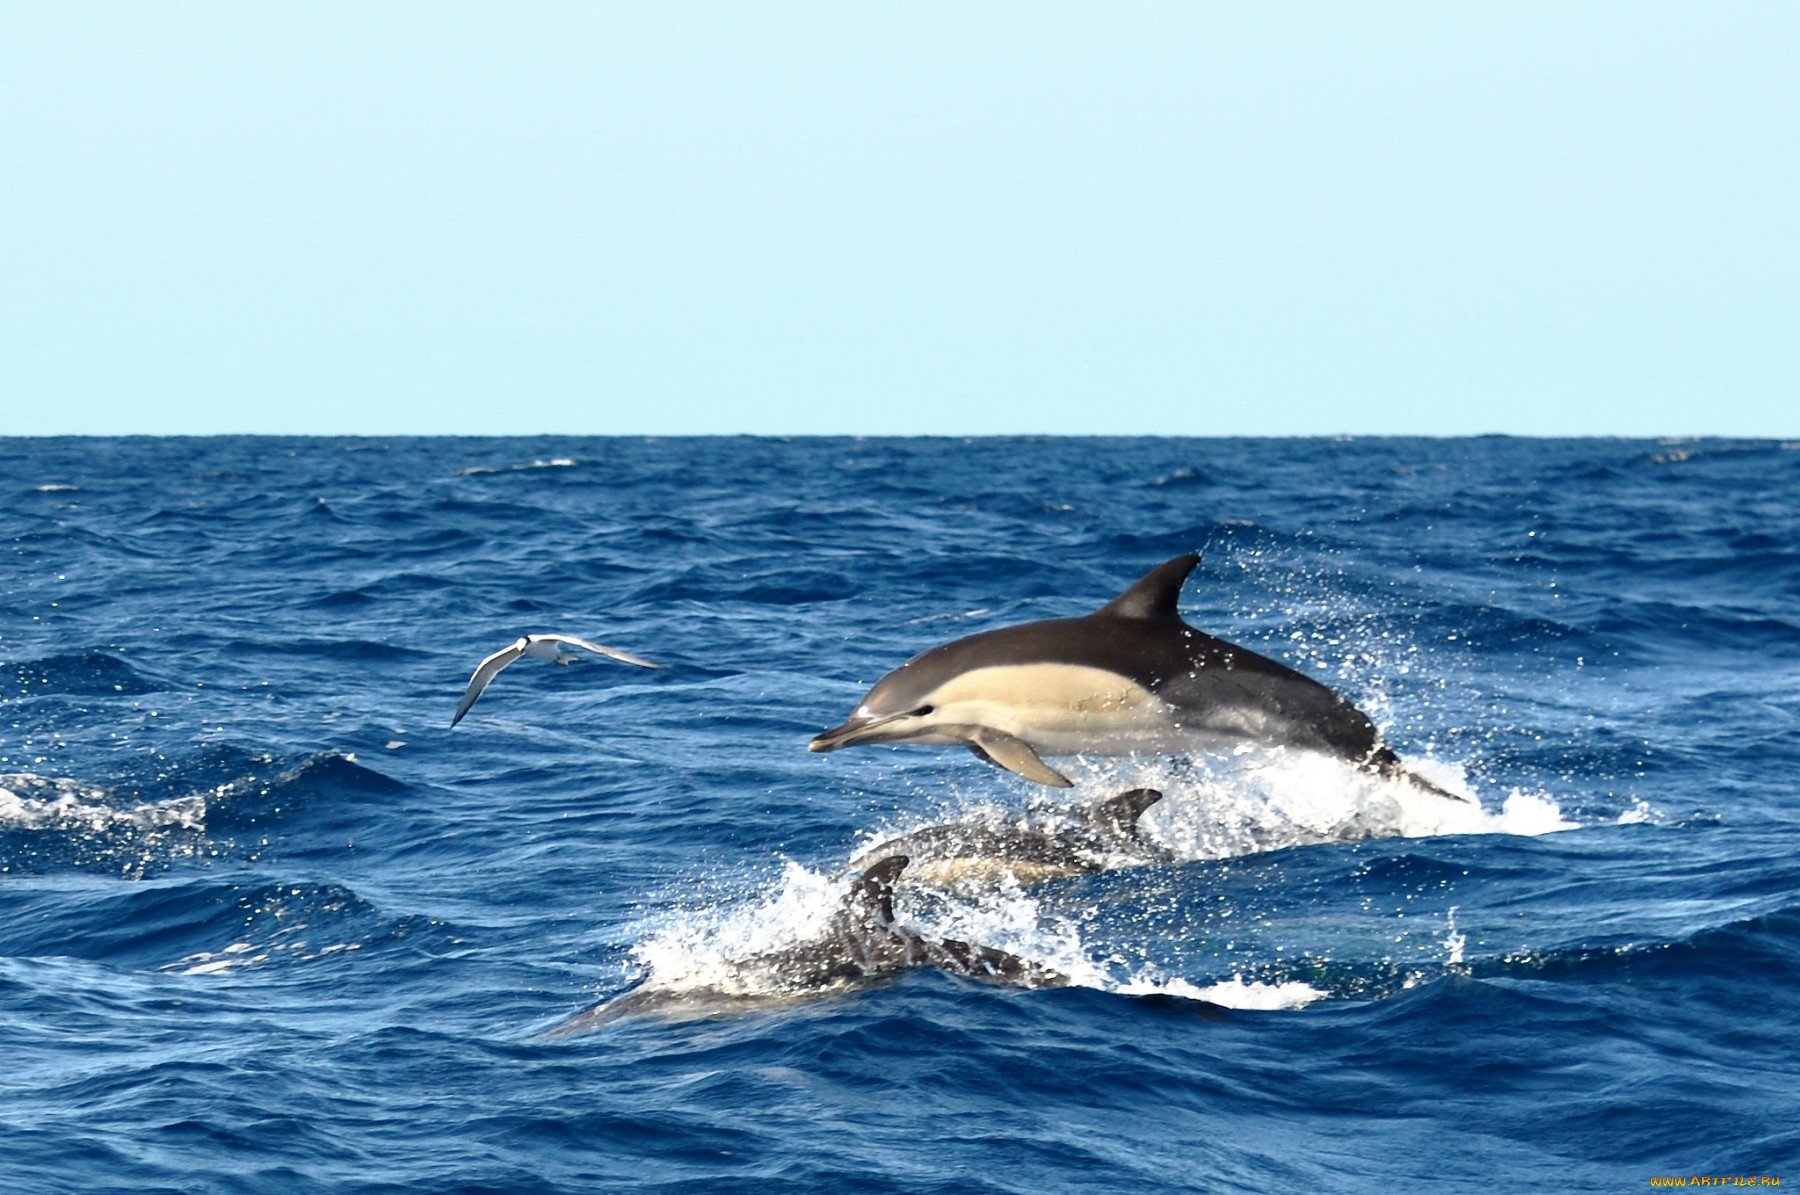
[450,633,660,727]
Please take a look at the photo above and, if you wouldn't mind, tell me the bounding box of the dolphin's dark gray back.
[851,823,1094,873]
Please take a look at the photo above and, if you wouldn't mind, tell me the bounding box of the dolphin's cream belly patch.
[903,857,1088,889]
[925,663,1179,755]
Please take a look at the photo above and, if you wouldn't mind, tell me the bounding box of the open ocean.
[1,435,1794,1193]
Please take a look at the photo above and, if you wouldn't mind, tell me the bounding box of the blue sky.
[4,3,1796,436]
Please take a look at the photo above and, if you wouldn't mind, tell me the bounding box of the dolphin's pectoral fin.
[963,729,1072,788]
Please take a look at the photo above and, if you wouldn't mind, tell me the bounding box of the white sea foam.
[629,861,844,998]
[0,772,207,832]
[614,752,1586,1019]
[169,936,365,976]
[1047,750,1577,864]
[457,458,579,477]
[165,880,373,979]
[623,854,1337,1013]
[1443,906,1467,968]
[172,941,266,975]
[1153,975,1330,1010]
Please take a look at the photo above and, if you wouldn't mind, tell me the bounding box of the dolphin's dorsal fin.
[849,855,909,925]
[1095,554,1199,621]
[1087,788,1164,839]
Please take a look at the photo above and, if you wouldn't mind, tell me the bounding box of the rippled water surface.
[2,436,1795,1192]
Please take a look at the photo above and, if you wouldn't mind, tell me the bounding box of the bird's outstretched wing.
[534,634,662,670]
[450,638,529,727]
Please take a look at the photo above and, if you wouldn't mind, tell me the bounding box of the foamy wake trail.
[1047,749,1576,863]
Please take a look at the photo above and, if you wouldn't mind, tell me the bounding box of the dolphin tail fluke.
[1401,768,1473,804]
[1371,749,1472,803]
[965,728,1073,788]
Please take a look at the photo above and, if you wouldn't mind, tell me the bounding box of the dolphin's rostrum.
[811,554,1465,800]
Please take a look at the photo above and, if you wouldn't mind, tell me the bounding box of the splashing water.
[603,750,1583,1019]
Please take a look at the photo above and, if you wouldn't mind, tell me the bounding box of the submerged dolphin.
[810,554,1465,800]
[847,788,1170,888]
[545,856,1066,1035]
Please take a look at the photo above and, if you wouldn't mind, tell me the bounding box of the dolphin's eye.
[912,705,935,717]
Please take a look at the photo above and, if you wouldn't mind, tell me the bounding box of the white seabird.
[450,633,661,727]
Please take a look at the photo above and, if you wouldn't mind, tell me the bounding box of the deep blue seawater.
[2,436,1795,1193]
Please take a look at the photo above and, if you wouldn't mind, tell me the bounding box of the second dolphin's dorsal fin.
[1087,788,1165,839]
[1094,554,1200,621]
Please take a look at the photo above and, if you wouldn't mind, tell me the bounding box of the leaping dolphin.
[810,554,1465,801]
[544,856,1067,1035]
[450,633,661,727]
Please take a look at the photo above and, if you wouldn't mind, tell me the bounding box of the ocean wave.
[3,652,162,699]
[158,879,439,976]
[215,636,421,660]
[198,749,409,835]
[0,772,205,833]
[1587,597,1800,657]
[1478,902,1800,985]
[456,457,580,476]
[2,869,442,972]
[3,435,1794,1189]
[0,749,406,879]
[0,771,210,878]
